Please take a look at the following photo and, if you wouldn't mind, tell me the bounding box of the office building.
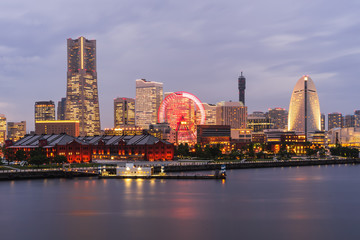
[114,97,135,128]
[328,113,343,130]
[216,101,247,129]
[65,36,100,136]
[35,101,55,122]
[135,79,163,129]
[238,72,246,105]
[8,121,26,142]
[0,114,6,145]
[267,108,288,129]
[35,120,80,137]
[57,98,66,120]
[288,75,321,138]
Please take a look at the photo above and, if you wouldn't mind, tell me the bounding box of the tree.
[53,155,67,164]
[15,150,27,161]
[29,155,48,167]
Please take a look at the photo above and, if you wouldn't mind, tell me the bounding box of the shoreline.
[0,158,359,181]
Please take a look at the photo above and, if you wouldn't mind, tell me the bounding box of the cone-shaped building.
[288,76,321,137]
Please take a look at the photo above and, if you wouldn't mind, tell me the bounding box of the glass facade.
[35,101,55,122]
[328,113,343,130]
[135,79,163,129]
[114,97,135,128]
[288,76,321,135]
[65,37,100,136]
[57,98,66,120]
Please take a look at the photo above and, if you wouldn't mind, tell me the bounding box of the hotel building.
[114,97,135,128]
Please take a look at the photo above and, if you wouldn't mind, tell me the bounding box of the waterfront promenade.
[0,158,359,180]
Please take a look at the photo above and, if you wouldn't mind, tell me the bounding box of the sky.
[0,0,360,131]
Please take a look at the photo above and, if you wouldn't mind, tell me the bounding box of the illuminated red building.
[6,134,174,162]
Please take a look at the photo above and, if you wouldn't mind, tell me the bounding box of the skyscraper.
[0,114,6,145]
[135,79,163,129]
[288,76,321,138]
[57,98,66,120]
[35,101,55,122]
[65,37,100,136]
[238,72,246,105]
[114,97,135,128]
[328,113,343,130]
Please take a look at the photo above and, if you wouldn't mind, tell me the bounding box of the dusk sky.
[1,0,359,131]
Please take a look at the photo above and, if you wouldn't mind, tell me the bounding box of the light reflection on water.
[1,165,360,240]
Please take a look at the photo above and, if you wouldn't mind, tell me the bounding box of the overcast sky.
[1,0,359,131]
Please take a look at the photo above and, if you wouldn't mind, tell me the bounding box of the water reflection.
[1,165,360,240]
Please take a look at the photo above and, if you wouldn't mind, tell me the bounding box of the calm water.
[1,164,360,240]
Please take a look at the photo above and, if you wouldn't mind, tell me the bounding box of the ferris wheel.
[158,91,206,145]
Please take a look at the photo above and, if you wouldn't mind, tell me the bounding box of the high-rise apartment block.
[216,101,247,129]
[344,114,360,128]
[238,72,246,105]
[135,79,163,129]
[0,114,6,145]
[267,108,288,129]
[328,113,343,130]
[8,121,26,142]
[35,101,55,122]
[114,97,135,128]
[57,98,66,120]
[65,37,100,136]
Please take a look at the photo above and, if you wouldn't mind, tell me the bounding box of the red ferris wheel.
[158,91,206,145]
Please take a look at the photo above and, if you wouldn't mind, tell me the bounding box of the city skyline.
[0,0,360,131]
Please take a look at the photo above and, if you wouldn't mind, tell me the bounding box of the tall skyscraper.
[57,98,66,120]
[216,101,247,129]
[35,101,55,122]
[65,37,100,136]
[288,76,321,138]
[114,97,135,128]
[267,108,288,129]
[328,113,343,130]
[135,79,163,129]
[8,121,26,142]
[0,114,6,145]
[238,72,246,105]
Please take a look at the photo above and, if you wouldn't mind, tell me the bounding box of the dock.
[99,174,226,180]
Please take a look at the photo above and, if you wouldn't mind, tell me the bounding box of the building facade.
[328,112,343,130]
[35,101,55,122]
[247,111,273,132]
[0,114,6,146]
[114,97,135,128]
[216,101,247,129]
[203,103,217,125]
[135,79,163,129]
[65,36,101,136]
[8,121,26,142]
[6,134,174,162]
[267,108,288,129]
[35,120,80,137]
[57,98,66,120]
[288,76,321,137]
